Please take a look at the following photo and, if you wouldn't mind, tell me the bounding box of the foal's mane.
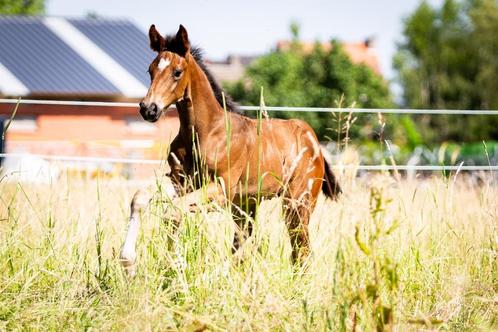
[190,47,241,114]
[164,35,241,114]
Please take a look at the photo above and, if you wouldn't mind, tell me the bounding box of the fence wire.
[1,99,497,172]
[1,98,498,115]
[1,153,496,171]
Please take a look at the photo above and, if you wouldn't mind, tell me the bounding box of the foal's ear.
[175,24,190,56]
[149,24,165,52]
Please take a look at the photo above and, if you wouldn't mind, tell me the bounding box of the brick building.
[0,16,382,179]
[0,16,181,178]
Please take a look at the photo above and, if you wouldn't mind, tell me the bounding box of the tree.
[469,0,498,110]
[0,0,45,15]
[226,37,392,141]
[394,0,498,143]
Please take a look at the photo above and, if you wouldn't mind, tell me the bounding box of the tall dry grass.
[0,171,496,330]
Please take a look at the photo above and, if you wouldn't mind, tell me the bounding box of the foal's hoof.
[123,266,136,278]
[120,250,137,277]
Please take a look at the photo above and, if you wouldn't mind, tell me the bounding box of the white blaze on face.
[157,58,171,71]
[147,57,172,111]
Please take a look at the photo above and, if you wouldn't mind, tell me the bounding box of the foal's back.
[235,116,325,200]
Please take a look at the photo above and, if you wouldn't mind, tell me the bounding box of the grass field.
[0,170,496,331]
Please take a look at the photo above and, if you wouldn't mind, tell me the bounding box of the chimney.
[364,37,376,48]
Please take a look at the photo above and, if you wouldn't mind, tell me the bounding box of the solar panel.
[70,18,155,87]
[0,16,145,96]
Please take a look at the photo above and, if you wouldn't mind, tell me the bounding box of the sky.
[47,0,444,81]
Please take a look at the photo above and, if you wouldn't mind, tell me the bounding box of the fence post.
[0,116,5,166]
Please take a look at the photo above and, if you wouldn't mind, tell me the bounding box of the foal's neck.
[181,56,225,142]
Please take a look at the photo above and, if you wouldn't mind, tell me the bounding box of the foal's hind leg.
[120,189,151,277]
[283,201,312,264]
[232,201,256,255]
[120,177,179,277]
[283,175,321,264]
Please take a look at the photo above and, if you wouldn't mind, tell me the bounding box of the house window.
[5,116,37,132]
[126,117,157,133]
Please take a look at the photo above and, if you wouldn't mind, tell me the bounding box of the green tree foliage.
[394,0,498,143]
[0,0,45,15]
[226,38,392,140]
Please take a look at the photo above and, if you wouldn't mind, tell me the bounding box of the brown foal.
[120,25,341,276]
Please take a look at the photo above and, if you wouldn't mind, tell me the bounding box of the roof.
[206,55,259,83]
[0,16,155,99]
[276,40,382,75]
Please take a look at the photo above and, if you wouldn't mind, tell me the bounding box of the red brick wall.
[0,103,179,160]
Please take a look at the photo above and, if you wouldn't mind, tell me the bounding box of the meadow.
[0,169,496,331]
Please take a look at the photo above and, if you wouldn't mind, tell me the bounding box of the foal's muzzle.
[139,102,161,122]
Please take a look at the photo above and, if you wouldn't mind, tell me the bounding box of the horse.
[120,24,341,276]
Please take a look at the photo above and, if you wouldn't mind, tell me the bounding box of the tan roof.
[207,39,382,83]
[276,40,381,75]
[205,56,259,83]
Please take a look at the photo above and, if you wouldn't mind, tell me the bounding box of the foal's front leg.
[172,181,227,213]
[119,189,152,277]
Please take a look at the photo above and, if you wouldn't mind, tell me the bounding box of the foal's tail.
[321,150,342,200]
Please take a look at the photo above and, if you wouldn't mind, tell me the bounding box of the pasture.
[0,170,496,331]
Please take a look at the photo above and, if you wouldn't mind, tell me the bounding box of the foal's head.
[139,25,191,122]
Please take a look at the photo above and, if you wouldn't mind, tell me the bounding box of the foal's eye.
[173,69,183,79]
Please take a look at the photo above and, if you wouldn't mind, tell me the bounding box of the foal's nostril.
[139,102,160,121]
[149,103,159,115]
[139,101,145,109]
[139,102,147,115]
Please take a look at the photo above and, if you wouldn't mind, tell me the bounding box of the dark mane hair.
[164,35,241,114]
